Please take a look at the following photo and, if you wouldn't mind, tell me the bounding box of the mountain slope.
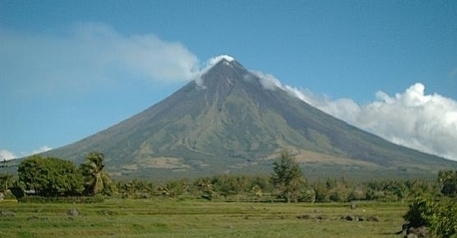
[44,58,457,179]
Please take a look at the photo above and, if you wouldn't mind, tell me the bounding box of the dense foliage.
[438,170,457,197]
[17,155,84,196]
[11,152,112,199]
[403,170,457,238]
[7,152,451,205]
[403,196,457,238]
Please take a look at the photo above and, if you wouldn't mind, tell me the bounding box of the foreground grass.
[0,198,407,238]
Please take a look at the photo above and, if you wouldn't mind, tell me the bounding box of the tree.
[404,196,457,237]
[79,152,112,195]
[313,181,330,202]
[1,159,17,192]
[193,177,214,200]
[159,179,190,198]
[429,197,457,238]
[403,196,433,228]
[270,150,306,203]
[403,171,457,237]
[438,170,457,197]
[212,175,237,200]
[116,179,154,199]
[0,174,14,192]
[17,155,84,196]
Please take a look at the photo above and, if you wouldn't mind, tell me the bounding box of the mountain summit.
[44,57,456,179]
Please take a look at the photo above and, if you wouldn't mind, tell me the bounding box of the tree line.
[3,150,455,204]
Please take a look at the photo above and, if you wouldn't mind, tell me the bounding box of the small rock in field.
[67,208,79,216]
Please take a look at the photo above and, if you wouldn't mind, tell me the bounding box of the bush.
[403,197,433,227]
[404,196,457,237]
[18,155,84,196]
[428,197,457,238]
[17,195,104,203]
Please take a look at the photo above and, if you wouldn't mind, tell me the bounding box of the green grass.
[0,198,407,237]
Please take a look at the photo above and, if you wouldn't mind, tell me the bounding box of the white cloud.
[30,145,52,155]
[353,83,457,160]
[0,149,16,161]
[0,146,52,161]
[251,70,283,90]
[298,83,457,161]
[252,71,457,161]
[0,23,199,97]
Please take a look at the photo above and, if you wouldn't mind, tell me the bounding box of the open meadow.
[0,199,407,238]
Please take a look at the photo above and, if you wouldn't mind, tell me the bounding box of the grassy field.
[0,198,407,238]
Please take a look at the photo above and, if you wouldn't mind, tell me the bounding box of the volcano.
[43,57,456,179]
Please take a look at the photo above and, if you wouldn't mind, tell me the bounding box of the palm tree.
[80,152,111,195]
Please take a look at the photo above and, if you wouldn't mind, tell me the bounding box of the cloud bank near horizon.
[255,72,457,161]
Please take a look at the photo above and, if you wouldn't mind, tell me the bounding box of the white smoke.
[208,55,235,64]
[0,23,200,96]
[193,54,236,88]
[1,24,242,94]
[254,72,457,161]
[251,71,282,90]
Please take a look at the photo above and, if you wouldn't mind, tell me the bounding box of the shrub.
[404,196,457,237]
[403,197,433,227]
[17,195,104,203]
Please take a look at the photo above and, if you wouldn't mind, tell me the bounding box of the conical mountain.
[44,58,457,179]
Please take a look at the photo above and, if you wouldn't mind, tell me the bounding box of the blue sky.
[1,1,457,161]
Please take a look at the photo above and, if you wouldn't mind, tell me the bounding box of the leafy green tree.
[79,152,112,195]
[212,175,237,200]
[0,174,14,192]
[384,180,409,201]
[117,180,155,198]
[270,150,306,203]
[325,177,351,202]
[159,179,189,198]
[193,177,214,200]
[403,196,433,228]
[404,196,457,237]
[313,181,330,202]
[405,179,438,198]
[429,197,457,238]
[438,170,457,197]
[17,155,83,196]
[404,171,457,237]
